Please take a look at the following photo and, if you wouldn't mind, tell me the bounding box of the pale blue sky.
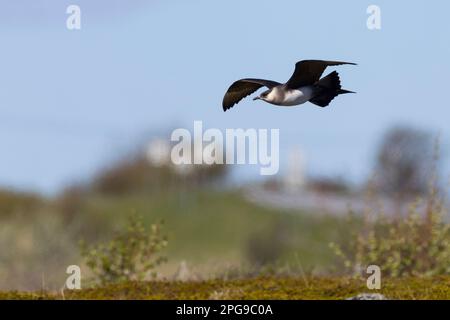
[1,0,449,194]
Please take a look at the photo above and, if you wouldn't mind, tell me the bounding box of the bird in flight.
[222,60,356,111]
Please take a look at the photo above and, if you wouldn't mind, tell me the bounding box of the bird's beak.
[253,96,261,101]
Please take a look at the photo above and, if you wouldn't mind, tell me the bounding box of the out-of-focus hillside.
[0,175,353,291]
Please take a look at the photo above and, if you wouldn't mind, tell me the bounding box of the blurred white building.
[284,146,306,192]
[145,138,171,167]
[146,138,195,175]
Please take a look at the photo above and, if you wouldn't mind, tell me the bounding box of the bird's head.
[253,89,271,101]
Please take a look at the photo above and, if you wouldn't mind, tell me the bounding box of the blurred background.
[0,0,449,291]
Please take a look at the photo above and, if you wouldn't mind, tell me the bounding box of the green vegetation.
[80,215,168,284]
[331,165,450,277]
[331,203,450,277]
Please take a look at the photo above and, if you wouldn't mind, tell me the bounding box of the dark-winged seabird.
[222,60,356,111]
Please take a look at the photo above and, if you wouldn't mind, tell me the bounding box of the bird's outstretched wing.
[222,78,280,111]
[286,60,356,89]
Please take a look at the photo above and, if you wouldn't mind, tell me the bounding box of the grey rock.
[346,293,388,300]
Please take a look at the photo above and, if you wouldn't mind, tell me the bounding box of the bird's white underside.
[264,86,314,106]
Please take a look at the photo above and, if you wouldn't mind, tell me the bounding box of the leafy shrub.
[332,137,449,277]
[331,189,450,277]
[80,214,168,284]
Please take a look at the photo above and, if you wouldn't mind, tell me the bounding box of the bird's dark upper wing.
[222,78,280,111]
[286,60,356,89]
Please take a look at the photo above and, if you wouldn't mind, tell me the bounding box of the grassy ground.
[1,276,449,300]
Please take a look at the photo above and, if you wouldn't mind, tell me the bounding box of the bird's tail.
[310,71,354,107]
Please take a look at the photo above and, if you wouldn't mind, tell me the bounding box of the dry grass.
[1,276,449,300]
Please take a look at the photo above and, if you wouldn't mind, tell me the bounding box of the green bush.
[331,193,450,277]
[80,214,168,284]
[332,138,450,277]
